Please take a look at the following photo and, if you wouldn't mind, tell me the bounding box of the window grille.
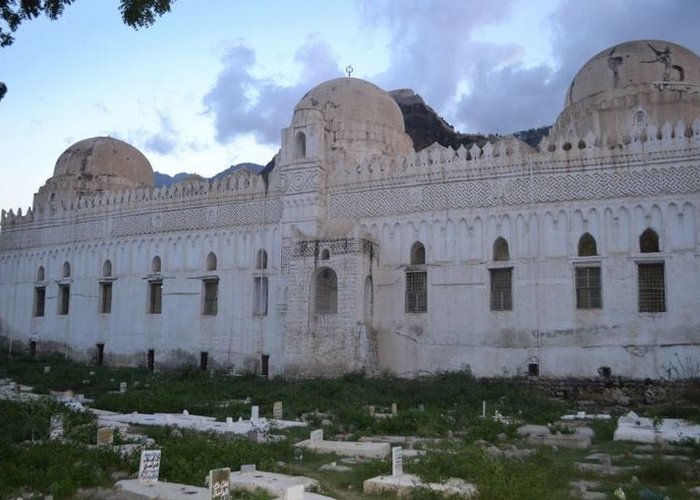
[490,268,512,311]
[406,271,427,313]
[575,267,601,309]
[149,280,162,314]
[638,263,665,312]
[203,280,218,315]
[58,284,70,315]
[100,282,113,314]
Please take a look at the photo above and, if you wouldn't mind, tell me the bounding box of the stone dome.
[566,40,700,108]
[290,78,413,162]
[549,40,700,146]
[53,136,154,186]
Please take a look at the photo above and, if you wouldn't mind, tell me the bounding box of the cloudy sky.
[1,0,699,212]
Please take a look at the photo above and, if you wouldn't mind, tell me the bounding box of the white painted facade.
[1,40,699,378]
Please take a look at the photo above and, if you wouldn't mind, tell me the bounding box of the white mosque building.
[1,39,699,378]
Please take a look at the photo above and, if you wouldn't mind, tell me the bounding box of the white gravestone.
[392,446,403,477]
[250,405,259,421]
[119,382,127,393]
[138,450,161,485]
[240,464,256,473]
[391,403,398,416]
[49,415,64,440]
[310,429,324,442]
[283,484,305,500]
[273,401,283,420]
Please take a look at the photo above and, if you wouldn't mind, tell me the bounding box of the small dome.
[53,136,154,186]
[291,78,413,161]
[566,40,700,107]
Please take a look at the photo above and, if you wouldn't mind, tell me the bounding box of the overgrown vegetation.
[1,353,699,499]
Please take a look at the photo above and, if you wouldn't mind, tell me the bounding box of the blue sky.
[1,0,699,212]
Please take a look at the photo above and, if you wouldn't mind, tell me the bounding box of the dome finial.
[345,65,354,77]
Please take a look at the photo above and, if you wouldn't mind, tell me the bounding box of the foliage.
[0,440,127,498]
[406,444,573,499]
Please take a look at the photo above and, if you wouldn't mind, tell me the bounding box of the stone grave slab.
[363,474,477,497]
[228,466,321,498]
[116,479,208,499]
[614,411,700,444]
[295,430,390,459]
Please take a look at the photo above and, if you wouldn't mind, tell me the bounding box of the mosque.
[1,39,699,378]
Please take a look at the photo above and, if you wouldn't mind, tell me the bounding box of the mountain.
[389,88,550,151]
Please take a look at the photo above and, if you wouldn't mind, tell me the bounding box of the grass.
[1,353,699,499]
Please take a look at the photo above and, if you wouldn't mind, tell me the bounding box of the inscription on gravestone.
[97,427,114,445]
[138,450,161,485]
[209,467,231,500]
[49,415,64,440]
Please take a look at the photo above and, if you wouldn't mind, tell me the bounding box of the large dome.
[566,40,700,107]
[549,40,700,146]
[289,78,413,162]
[294,77,407,133]
[53,136,154,186]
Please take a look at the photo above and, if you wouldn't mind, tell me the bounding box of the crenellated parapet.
[2,167,280,231]
[329,117,700,193]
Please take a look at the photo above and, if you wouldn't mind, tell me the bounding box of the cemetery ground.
[1,355,699,499]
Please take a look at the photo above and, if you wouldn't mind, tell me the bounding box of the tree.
[1,0,175,101]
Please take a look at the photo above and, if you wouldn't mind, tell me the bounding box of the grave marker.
[44,366,50,374]
[240,464,256,473]
[247,430,260,443]
[97,426,114,445]
[273,401,283,419]
[209,467,231,500]
[138,450,161,485]
[49,415,64,440]
[119,381,127,393]
[391,403,398,416]
[392,446,403,477]
[283,484,305,500]
[368,405,375,416]
[250,405,259,420]
[310,429,324,442]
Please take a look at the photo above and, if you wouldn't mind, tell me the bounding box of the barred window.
[253,276,268,316]
[203,280,218,315]
[149,280,163,314]
[638,263,665,312]
[406,271,427,313]
[314,267,337,314]
[34,287,46,317]
[59,284,70,315]
[576,267,601,309]
[490,268,512,311]
[100,282,113,314]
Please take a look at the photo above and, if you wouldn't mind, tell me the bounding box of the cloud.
[362,0,700,135]
[142,112,178,155]
[203,37,341,146]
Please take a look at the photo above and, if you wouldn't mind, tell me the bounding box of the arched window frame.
[406,241,427,313]
[313,266,338,315]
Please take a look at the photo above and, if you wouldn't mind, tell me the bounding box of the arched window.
[62,261,71,278]
[578,233,597,257]
[314,267,337,314]
[256,249,268,270]
[151,256,161,273]
[206,252,217,271]
[640,228,660,253]
[406,242,427,313]
[493,237,510,261]
[321,249,330,260]
[410,242,425,265]
[59,262,71,315]
[36,266,45,282]
[295,131,306,159]
[102,260,112,277]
